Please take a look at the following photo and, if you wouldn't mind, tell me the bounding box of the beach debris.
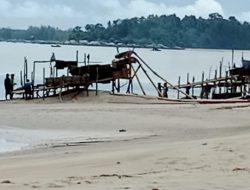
[97,174,133,179]
[1,180,12,184]
[123,187,131,190]
[202,143,208,146]
[47,183,64,188]
[152,188,159,190]
[31,185,41,188]
[117,161,121,165]
[119,129,127,133]
[232,167,248,172]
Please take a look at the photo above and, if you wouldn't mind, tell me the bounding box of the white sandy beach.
[0,91,250,190]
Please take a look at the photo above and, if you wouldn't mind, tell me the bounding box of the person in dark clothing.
[186,82,191,95]
[157,82,163,97]
[163,82,168,98]
[10,74,16,99]
[4,73,12,100]
[24,79,33,100]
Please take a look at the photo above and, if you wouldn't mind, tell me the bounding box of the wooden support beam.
[43,67,45,100]
[133,52,194,99]
[192,76,195,97]
[96,67,99,96]
[187,73,189,83]
[177,76,180,99]
[76,50,79,63]
[219,60,222,95]
[132,65,146,95]
[139,63,162,96]
[32,61,36,85]
[20,70,23,87]
[200,71,204,99]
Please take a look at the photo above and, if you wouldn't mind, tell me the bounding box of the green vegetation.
[1,13,250,49]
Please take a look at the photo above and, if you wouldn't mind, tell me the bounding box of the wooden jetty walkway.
[174,56,250,100]
[10,49,250,103]
[12,50,191,101]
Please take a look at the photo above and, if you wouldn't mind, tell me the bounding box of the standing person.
[186,82,191,95]
[4,73,12,100]
[163,82,168,98]
[24,79,33,100]
[10,74,16,99]
[186,82,191,98]
[157,82,162,97]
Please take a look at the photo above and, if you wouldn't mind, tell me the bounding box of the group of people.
[4,73,33,100]
[158,82,168,98]
[4,73,16,100]
[158,82,192,99]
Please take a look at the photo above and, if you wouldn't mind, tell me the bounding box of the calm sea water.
[1,42,250,100]
[1,42,250,153]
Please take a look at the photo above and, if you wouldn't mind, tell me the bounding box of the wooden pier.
[13,50,190,101]
[174,56,250,100]
[11,49,250,103]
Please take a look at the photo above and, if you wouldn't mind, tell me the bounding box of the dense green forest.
[1,13,250,49]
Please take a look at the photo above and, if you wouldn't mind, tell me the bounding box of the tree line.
[0,26,68,42]
[1,13,250,49]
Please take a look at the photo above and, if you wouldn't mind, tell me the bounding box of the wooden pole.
[84,53,87,66]
[24,57,27,83]
[20,71,23,86]
[219,61,222,95]
[25,57,28,82]
[126,69,134,94]
[112,80,115,94]
[202,71,204,85]
[126,79,131,93]
[130,64,133,93]
[208,66,212,79]
[131,65,146,95]
[23,59,25,84]
[192,76,195,97]
[43,67,45,100]
[87,54,90,66]
[225,71,228,93]
[117,79,120,93]
[96,67,99,96]
[177,76,180,99]
[76,50,79,64]
[32,61,36,85]
[232,49,234,68]
[131,65,141,79]
[139,63,162,96]
[200,71,204,99]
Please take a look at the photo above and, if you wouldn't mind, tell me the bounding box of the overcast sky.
[0,0,250,29]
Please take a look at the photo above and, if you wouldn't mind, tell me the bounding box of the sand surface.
[0,91,250,190]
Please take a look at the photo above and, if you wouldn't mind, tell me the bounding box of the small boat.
[51,44,61,48]
[151,47,161,51]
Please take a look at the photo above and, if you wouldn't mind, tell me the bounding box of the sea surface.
[1,42,250,153]
[1,42,250,99]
